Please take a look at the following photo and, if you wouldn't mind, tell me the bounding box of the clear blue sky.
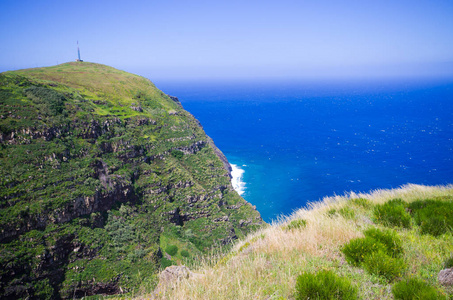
[1,0,453,80]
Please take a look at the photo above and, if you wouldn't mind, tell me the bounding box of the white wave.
[230,163,246,196]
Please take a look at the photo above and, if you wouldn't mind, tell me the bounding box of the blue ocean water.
[156,78,453,222]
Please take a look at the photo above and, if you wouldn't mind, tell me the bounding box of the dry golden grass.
[135,184,453,300]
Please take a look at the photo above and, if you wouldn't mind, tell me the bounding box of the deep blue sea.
[156,78,453,222]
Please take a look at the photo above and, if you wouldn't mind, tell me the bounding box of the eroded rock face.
[438,268,453,286]
[0,173,135,243]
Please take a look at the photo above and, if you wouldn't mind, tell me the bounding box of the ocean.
[155,78,453,222]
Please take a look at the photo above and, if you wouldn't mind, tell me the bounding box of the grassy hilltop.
[0,62,262,298]
[148,184,453,300]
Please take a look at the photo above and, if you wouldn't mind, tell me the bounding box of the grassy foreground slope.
[149,184,453,300]
[0,62,262,298]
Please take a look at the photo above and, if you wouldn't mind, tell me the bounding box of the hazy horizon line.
[2,60,453,83]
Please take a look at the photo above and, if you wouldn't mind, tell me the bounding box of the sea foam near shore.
[231,164,246,195]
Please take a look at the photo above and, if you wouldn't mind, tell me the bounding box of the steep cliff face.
[0,62,262,299]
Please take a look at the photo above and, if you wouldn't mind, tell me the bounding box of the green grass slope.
[11,62,171,109]
[0,62,262,299]
[150,184,453,300]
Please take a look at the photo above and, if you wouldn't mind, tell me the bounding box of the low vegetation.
[392,277,447,300]
[145,184,453,299]
[408,199,453,236]
[295,270,358,300]
[342,227,406,282]
[373,198,412,228]
[165,245,179,256]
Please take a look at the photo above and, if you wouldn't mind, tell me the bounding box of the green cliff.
[0,62,262,298]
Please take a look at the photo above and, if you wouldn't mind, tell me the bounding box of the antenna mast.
[76,41,83,62]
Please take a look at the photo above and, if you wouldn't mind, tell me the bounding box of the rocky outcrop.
[167,95,183,108]
[0,165,135,243]
[153,265,202,296]
[438,268,453,286]
[159,265,195,282]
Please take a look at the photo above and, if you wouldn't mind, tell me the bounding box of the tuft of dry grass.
[135,184,453,300]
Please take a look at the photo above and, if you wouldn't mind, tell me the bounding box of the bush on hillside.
[165,244,178,256]
[443,256,453,269]
[341,236,386,266]
[408,199,453,236]
[363,250,406,281]
[161,257,175,269]
[285,219,307,231]
[295,270,358,300]
[419,216,450,237]
[180,249,190,258]
[392,277,447,300]
[373,199,411,228]
[342,228,406,280]
[363,227,403,258]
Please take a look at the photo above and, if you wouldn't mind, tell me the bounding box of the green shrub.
[285,219,307,231]
[419,216,450,236]
[443,256,453,269]
[363,250,406,281]
[295,270,358,300]
[165,244,178,256]
[350,198,372,208]
[373,199,411,228]
[408,199,453,236]
[341,236,386,266]
[161,257,175,269]
[180,249,190,258]
[363,228,403,258]
[392,277,447,300]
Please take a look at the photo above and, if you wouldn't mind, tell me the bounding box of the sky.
[1,0,453,80]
